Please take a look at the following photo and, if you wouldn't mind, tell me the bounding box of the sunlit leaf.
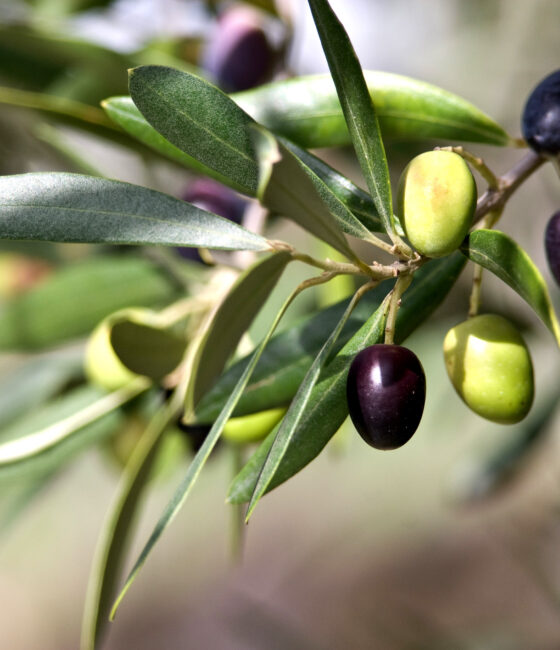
[462,229,560,344]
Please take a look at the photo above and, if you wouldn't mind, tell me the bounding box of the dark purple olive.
[346,344,426,450]
[202,4,276,92]
[545,210,560,286]
[522,69,560,155]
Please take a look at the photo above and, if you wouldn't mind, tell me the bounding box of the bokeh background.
[1,1,560,649]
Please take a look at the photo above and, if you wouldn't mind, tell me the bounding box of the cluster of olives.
[347,144,538,449]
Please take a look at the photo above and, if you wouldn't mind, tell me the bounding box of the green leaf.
[228,252,467,503]
[255,128,383,253]
[128,65,259,197]
[0,348,84,431]
[110,318,186,382]
[0,255,178,350]
[233,72,514,148]
[102,96,233,183]
[102,95,383,232]
[254,129,359,257]
[0,173,269,251]
[307,0,394,236]
[245,282,379,520]
[187,252,291,412]
[81,403,175,650]
[0,380,149,475]
[110,284,303,620]
[461,229,560,344]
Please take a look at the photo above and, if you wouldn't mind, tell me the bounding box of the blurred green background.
[1,1,560,649]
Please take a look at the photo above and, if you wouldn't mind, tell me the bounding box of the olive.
[202,4,276,92]
[346,344,426,450]
[545,210,560,287]
[443,314,534,424]
[521,69,560,155]
[397,150,477,258]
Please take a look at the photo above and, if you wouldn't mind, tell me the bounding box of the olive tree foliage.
[0,1,559,648]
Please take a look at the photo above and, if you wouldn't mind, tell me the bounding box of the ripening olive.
[397,150,477,258]
[346,344,426,450]
[202,4,276,92]
[443,314,534,424]
[521,69,560,155]
[545,210,560,287]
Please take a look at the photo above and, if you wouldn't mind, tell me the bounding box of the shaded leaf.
[245,282,379,519]
[110,284,304,619]
[0,255,178,350]
[307,0,393,236]
[129,65,259,197]
[233,72,514,148]
[187,252,291,411]
[0,379,150,473]
[228,252,467,503]
[462,229,560,344]
[0,173,269,251]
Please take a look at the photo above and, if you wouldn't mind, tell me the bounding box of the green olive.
[397,150,476,258]
[222,407,286,444]
[85,308,159,391]
[443,314,534,424]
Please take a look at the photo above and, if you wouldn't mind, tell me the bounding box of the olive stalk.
[384,274,413,345]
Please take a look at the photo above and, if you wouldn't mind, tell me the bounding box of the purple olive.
[545,210,560,286]
[202,4,276,92]
[346,344,426,450]
[522,69,560,155]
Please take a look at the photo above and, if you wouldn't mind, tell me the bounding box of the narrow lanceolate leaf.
[233,72,514,149]
[0,379,150,471]
[129,65,259,197]
[462,229,560,345]
[0,173,268,251]
[307,0,393,236]
[255,128,383,254]
[228,252,467,503]
[245,282,377,520]
[110,286,303,620]
[102,96,236,186]
[0,255,177,351]
[187,251,292,412]
[81,402,177,650]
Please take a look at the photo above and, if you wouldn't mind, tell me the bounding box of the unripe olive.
[85,308,158,391]
[443,314,534,424]
[397,150,477,258]
[346,344,426,450]
[521,69,560,155]
[222,407,286,445]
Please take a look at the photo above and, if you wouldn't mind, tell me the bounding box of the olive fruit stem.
[473,150,545,225]
[437,145,499,189]
[468,264,484,318]
[384,274,413,345]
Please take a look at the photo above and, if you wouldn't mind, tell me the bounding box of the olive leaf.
[461,229,560,345]
[0,173,269,252]
[307,0,394,237]
[109,283,306,621]
[233,72,514,149]
[245,281,378,520]
[185,251,292,414]
[228,252,467,503]
[253,127,366,258]
[129,65,259,197]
